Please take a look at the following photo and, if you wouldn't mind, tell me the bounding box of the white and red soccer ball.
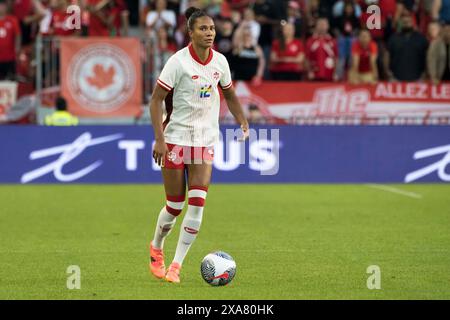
[200,251,236,286]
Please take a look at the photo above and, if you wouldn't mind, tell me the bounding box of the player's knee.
[166,194,185,216]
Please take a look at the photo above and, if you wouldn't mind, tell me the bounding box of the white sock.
[152,195,185,250]
[172,187,207,265]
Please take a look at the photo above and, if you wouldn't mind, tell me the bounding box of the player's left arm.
[221,86,249,141]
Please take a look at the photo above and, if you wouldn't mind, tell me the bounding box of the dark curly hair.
[185,6,210,31]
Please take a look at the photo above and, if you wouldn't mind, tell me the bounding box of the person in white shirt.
[145,0,177,35]
[234,7,261,46]
[148,6,249,284]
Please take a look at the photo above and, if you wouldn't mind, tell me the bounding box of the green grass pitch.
[0,184,449,300]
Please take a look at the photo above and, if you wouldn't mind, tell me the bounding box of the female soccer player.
[148,7,249,283]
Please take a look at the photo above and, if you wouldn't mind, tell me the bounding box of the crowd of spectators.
[1,0,450,85]
[139,0,450,85]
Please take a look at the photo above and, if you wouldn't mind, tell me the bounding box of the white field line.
[0,249,296,254]
[366,184,423,199]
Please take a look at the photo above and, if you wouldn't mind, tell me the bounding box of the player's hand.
[153,139,168,167]
[239,123,249,141]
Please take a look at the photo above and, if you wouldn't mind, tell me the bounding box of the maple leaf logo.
[86,64,115,90]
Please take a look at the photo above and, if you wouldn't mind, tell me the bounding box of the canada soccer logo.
[66,44,136,113]
[167,151,177,162]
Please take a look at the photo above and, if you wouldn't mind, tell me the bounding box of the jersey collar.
[188,43,213,66]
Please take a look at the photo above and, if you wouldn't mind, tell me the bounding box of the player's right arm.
[150,54,179,166]
[150,84,170,166]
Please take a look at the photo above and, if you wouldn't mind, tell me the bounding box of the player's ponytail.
[185,6,208,31]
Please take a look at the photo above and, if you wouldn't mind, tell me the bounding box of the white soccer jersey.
[156,44,233,147]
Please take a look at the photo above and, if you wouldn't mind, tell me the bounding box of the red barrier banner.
[221,81,450,125]
[61,38,142,117]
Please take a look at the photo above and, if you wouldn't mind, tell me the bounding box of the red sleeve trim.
[157,79,172,91]
[220,81,233,90]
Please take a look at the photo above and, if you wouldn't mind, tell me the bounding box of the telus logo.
[20,128,280,183]
[21,132,123,183]
[405,144,450,183]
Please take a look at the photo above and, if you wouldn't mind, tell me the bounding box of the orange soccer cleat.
[149,242,166,279]
[165,262,181,283]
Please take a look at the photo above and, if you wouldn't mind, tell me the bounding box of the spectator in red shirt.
[86,0,114,37]
[349,29,378,84]
[0,0,21,80]
[380,0,397,19]
[10,0,46,45]
[103,0,129,36]
[270,21,305,80]
[305,17,338,81]
[377,0,397,29]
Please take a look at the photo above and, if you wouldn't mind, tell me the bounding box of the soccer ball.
[200,251,236,286]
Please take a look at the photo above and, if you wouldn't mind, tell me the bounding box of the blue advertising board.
[0,125,449,183]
